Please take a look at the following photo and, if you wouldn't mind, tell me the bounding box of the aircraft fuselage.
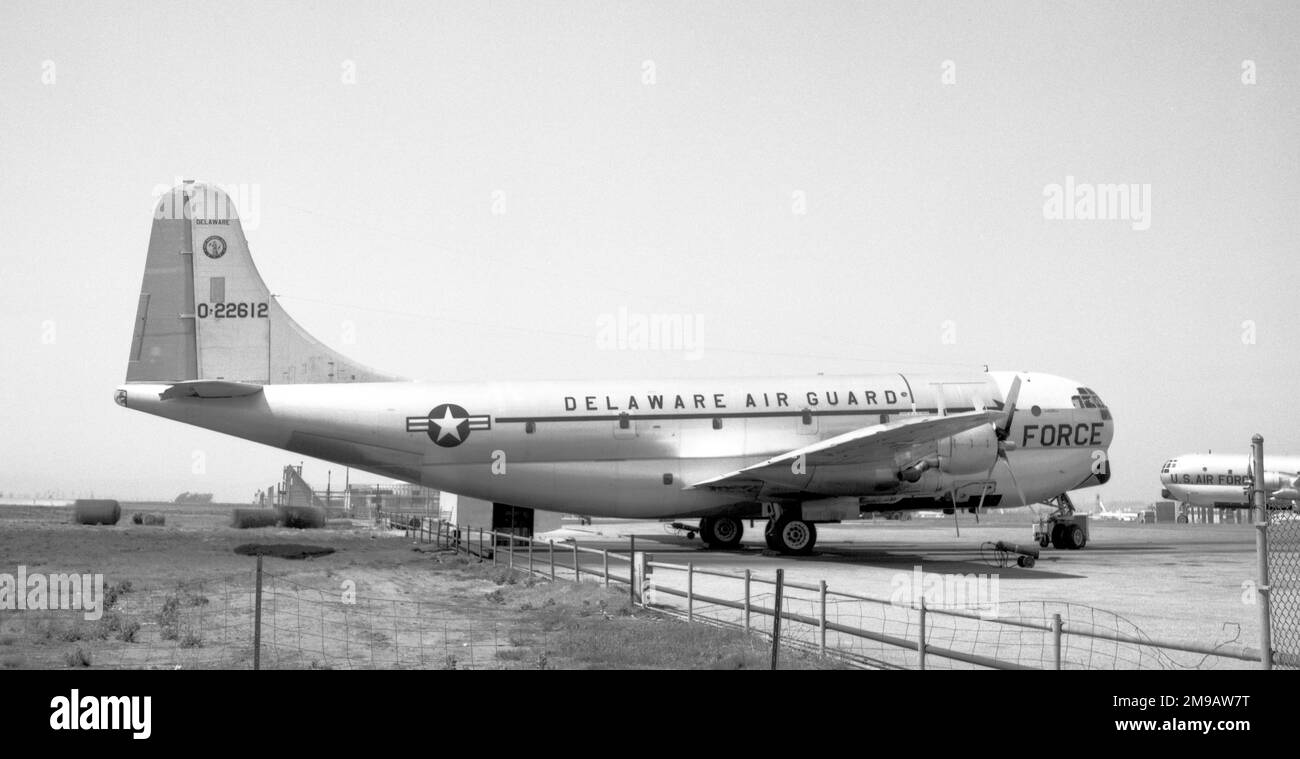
[120,370,1113,519]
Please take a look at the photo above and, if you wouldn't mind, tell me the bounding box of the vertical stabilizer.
[125,182,402,384]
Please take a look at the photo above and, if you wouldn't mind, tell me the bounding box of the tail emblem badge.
[202,235,227,259]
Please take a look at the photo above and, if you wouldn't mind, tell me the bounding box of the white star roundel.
[405,403,491,447]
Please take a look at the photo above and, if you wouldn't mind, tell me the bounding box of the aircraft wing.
[685,410,997,493]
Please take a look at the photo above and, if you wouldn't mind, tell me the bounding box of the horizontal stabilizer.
[159,380,265,400]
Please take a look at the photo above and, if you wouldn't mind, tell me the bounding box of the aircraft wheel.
[1050,524,1066,549]
[700,516,743,549]
[772,517,817,555]
[1066,524,1086,550]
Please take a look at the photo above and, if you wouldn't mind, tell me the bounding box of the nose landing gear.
[1033,493,1089,550]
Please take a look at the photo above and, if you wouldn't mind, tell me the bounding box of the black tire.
[700,516,743,549]
[1050,523,1065,549]
[772,518,817,555]
[1067,524,1086,550]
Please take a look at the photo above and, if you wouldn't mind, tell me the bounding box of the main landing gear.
[692,509,820,555]
[698,516,744,549]
[764,514,817,555]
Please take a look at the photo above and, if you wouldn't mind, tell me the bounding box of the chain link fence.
[1267,511,1300,669]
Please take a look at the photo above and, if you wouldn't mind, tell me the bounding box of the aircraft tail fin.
[125,182,402,384]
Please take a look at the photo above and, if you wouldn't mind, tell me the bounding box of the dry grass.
[446,563,841,669]
[0,508,845,669]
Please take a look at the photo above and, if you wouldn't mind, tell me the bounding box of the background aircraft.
[1160,453,1300,509]
[117,183,1114,554]
[1091,495,1138,522]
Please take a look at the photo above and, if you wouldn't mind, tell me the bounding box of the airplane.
[1091,495,1138,522]
[1160,453,1300,509]
[115,182,1115,555]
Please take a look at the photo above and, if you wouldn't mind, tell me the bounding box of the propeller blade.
[997,375,1022,441]
[1005,455,1031,509]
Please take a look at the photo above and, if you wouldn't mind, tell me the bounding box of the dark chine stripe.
[493,407,974,424]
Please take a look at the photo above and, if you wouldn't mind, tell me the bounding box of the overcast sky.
[1,1,1297,504]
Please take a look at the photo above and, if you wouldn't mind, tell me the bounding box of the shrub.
[64,647,92,667]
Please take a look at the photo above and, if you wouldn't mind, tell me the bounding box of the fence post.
[629,536,636,605]
[744,569,751,632]
[918,597,927,670]
[253,554,263,671]
[549,540,555,581]
[688,562,694,623]
[528,536,534,576]
[572,543,580,582]
[771,568,784,670]
[819,580,827,655]
[602,549,609,589]
[1052,613,1062,670]
[508,532,514,571]
[1252,434,1273,670]
[642,553,654,607]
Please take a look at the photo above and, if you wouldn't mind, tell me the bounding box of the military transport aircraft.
[1091,496,1138,522]
[1160,454,1300,509]
[116,183,1114,554]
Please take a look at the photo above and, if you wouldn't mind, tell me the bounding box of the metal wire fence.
[0,563,540,670]
[4,511,1284,670]
[640,559,1264,670]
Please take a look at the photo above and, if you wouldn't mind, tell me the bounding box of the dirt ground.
[0,502,835,670]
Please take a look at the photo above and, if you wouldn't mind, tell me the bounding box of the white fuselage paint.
[119,371,1113,519]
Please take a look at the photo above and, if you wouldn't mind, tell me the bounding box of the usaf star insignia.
[406,403,491,447]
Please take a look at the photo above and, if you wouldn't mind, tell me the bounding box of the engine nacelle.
[937,424,998,475]
[1261,472,1300,496]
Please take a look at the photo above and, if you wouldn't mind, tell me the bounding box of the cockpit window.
[1072,387,1108,410]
